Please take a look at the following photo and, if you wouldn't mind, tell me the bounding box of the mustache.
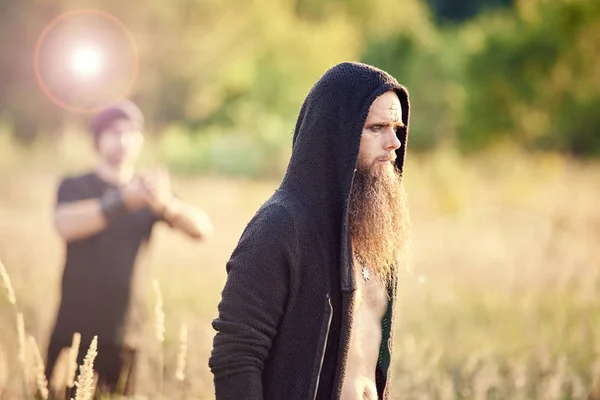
[376,154,397,162]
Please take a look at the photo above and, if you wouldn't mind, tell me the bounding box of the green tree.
[459,0,600,155]
[426,0,514,23]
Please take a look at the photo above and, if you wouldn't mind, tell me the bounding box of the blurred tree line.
[1,0,599,162]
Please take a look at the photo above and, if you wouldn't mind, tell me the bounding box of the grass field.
[1,145,600,399]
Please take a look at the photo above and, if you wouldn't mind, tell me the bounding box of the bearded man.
[209,61,411,400]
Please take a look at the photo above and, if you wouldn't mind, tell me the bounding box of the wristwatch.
[100,189,127,223]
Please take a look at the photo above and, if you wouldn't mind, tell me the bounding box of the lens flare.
[34,9,139,114]
[69,46,103,79]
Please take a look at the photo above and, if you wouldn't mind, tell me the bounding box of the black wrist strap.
[100,189,127,223]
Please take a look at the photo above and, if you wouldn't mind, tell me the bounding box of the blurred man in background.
[45,100,213,397]
[209,62,411,400]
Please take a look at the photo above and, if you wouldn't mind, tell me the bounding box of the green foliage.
[1,0,600,175]
[159,108,292,179]
[426,0,513,23]
[459,0,600,155]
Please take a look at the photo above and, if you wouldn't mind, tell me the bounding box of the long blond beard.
[349,164,411,288]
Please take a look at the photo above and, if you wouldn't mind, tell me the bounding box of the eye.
[370,125,384,133]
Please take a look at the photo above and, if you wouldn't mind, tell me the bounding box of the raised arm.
[160,197,214,240]
[54,178,151,243]
[142,169,213,240]
[54,198,108,242]
[209,204,296,399]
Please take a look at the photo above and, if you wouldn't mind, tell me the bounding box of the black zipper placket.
[312,293,333,400]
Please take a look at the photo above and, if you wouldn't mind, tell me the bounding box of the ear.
[93,135,101,151]
[137,131,145,145]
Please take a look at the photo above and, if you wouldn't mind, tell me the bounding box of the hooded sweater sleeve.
[209,203,296,399]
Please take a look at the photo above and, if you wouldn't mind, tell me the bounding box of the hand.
[121,178,152,211]
[142,169,174,215]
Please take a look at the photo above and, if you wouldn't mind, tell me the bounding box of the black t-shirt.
[51,172,161,347]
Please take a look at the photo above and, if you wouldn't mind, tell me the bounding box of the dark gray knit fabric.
[209,61,410,400]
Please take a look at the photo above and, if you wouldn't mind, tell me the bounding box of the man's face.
[357,91,404,172]
[96,118,143,167]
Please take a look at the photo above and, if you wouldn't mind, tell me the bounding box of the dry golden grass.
[0,146,599,399]
[28,334,49,400]
[73,336,98,400]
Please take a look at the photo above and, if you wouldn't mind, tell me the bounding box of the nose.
[118,132,134,147]
[384,127,402,151]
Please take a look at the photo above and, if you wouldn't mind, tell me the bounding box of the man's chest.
[353,267,389,319]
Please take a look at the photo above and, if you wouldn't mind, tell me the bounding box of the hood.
[280,61,410,292]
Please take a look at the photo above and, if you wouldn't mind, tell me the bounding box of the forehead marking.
[389,102,401,123]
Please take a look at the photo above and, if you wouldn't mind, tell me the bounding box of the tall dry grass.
[0,148,599,398]
[72,335,98,400]
[28,334,49,400]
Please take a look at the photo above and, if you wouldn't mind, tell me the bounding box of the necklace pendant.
[362,267,371,282]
